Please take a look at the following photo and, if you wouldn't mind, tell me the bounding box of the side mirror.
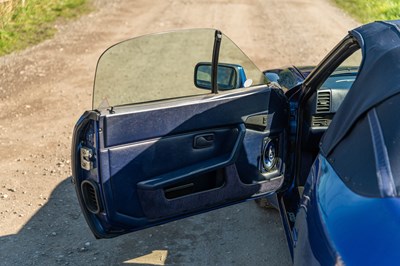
[194,63,246,90]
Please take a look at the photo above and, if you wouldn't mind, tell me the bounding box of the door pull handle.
[193,133,214,149]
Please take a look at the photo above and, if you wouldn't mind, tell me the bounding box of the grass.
[0,0,91,56]
[334,0,400,23]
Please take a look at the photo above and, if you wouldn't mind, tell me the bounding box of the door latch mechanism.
[80,147,93,171]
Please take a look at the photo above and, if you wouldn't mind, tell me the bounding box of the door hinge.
[80,147,93,171]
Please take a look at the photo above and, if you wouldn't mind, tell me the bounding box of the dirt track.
[0,0,358,265]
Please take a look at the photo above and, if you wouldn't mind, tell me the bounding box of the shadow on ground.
[0,177,291,266]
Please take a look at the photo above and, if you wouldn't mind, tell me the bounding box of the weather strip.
[367,108,397,197]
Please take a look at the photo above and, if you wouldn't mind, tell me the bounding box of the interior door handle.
[194,133,214,149]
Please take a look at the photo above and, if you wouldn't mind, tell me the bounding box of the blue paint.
[293,154,400,265]
[293,155,337,265]
[316,154,400,265]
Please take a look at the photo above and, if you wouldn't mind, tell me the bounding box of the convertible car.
[72,21,400,265]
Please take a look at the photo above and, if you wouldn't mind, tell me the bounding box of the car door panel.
[72,28,291,238]
[102,87,272,147]
[74,86,288,237]
[137,164,284,220]
[105,126,242,218]
[133,126,243,190]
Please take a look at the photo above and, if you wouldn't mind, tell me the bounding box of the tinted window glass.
[320,49,362,92]
[218,35,267,88]
[93,29,267,109]
[93,29,215,109]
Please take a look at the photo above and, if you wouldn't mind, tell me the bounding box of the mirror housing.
[194,62,247,90]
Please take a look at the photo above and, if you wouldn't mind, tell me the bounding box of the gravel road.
[0,0,358,265]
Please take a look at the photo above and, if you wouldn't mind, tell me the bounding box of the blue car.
[72,22,400,265]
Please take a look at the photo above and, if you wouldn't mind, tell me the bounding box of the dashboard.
[309,69,358,130]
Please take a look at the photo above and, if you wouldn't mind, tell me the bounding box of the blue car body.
[72,21,400,265]
[296,154,400,265]
[279,20,400,265]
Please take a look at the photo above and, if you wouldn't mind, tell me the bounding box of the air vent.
[81,180,101,214]
[316,91,331,113]
[312,115,332,127]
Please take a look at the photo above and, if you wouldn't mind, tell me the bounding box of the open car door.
[71,29,289,238]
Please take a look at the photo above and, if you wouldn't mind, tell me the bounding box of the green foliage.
[0,0,90,56]
[334,0,400,23]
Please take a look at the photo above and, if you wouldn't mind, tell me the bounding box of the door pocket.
[137,165,283,220]
[164,169,225,199]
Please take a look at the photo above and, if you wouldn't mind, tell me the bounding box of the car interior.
[290,39,362,205]
[269,38,364,238]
